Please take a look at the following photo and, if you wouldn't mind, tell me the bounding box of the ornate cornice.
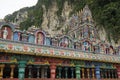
[0,39,120,64]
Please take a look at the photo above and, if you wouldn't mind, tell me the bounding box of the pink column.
[117,66,120,78]
[50,63,56,79]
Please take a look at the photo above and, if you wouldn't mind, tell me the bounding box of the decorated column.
[50,63,56,79]
[41,67,44,78]
[58,67,62,78]
[115,69,118,78]
[87,68,90,78]
[71,67,74,78]
[95,65,100,80]
[108,69,111,78]
[10,64,15,78]
[0,64,5,79]
[75,65,81,79]
[44,66,48,78]
[117,66,120,78]
[111,70,114,78]
[37,66,40,78]
[100,69,103,78]
[82,68,85,78]
[18,61,26,80]
[65,67,68,78]
[104,69,107,78]
[28,65,32,78]
[92,68,95,79]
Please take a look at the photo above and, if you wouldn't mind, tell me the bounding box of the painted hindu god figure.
[3,27,8,39]
[60,38,69,48]
[100,44,105,54]
[82,41,91,51]
[37,33,44,45]
[109,46,114,55]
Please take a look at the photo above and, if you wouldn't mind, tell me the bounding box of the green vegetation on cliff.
[4,0,120,43]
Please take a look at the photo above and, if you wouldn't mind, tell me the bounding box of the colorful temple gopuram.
[0,5,120,80]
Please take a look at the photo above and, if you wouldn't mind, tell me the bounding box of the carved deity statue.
[100,45,105,54]
[38,33,43,44]
[109,47,114,55]
[61,38,69,47]
[3,27,8,39]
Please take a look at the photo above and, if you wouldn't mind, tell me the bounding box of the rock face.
[41,1,72,37]
[14,11,28,25]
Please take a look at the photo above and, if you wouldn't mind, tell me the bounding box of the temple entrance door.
[3,65,11,78]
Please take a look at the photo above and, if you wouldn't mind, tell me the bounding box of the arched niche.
[83,26,89,38]
[109,45,114,55]
[82,40,93,52]
[1,26,13,40]
[59,36,73,48]
[45,37,51,46]
[35,30,46,45]
[13,31,21,41]
[118,46,120,55]
[28,34,35,43]
[94,45,100,54]
[98,42,106,54]
[51,38,58,46]
[0,22,15,40]
[74,41,82,50]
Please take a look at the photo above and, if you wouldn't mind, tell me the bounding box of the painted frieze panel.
[0,39,120,63]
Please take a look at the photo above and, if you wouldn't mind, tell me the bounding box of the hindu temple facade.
[0,5,120,80]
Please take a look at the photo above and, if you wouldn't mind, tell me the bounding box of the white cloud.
[0,0,38,19]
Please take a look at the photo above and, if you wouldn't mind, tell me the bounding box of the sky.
[0,0,38,19]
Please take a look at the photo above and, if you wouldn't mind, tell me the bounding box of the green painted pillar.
[75,65,81,80]
[18,61,26,80]
[75,65,81,79]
